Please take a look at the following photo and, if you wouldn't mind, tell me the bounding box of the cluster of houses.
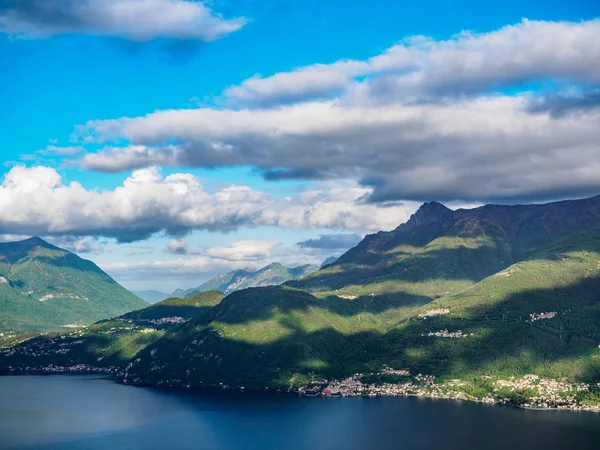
[418,308,450,318]
[529,311,557,322]
[116,316,187,326]
[493,374,597,410]
[313,370,471,401]
[149,317,187,325]
[298,367,599,411]
[380,365,410,376]
[420,329,469,338]
[0,335,84,358]
[3,363,118,374]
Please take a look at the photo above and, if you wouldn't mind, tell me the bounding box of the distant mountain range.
[131,290,173,304]
[175,262,320,297]
[5,196,600,409]
[320,256,338,268]
[135,262,322,303]
[0,237,147,333]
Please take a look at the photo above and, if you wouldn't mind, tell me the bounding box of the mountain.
[176,263,320,297]
[5,196,600,409]
[0,291,225,370]
[0,237,148,334]
[132,290,171,304]
[320,256,338,268]
[288,196,600,295]
[120,195,600,400]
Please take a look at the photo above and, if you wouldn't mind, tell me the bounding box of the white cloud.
[80,145,181,172]
[20,145,85,164]
[0,0,246,41]
[100,238,338,290]
[41,145,84,156]
[101,255,234,281]
[225,19,600,105]
[167,238,187,254]
[0,165,419,242]
[100,240,280,283]
[48,236,103,253]
[74,19,600,203]
[78,94,600,202]
[202,240,280,261]
[224,60,369,106]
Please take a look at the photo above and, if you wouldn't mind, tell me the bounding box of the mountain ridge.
[176,262,320,297]
[4,196,600,410]
[0,237,147,333]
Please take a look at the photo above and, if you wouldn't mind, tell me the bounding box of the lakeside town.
[3,339,600,412]
[298,366,600,412]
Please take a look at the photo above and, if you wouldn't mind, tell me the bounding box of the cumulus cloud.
[100,240,279,285]
[40,145,84,156]
[79,145,181,172]
[0,0,246,41]
[101,255,235,284]
[20,144,85,164]
[526,90,600,118]
[78,95,600,203]
[202,240,280,262]
[224,60,369,106]
[72,18,600,203]
[48,236,103,253]
[224,19,600,105]
[101,239,334,289]
[167,239,187,254]
[0,165,418,242]
[297,233,362,250]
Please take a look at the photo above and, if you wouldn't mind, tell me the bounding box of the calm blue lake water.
[0,375,599,450]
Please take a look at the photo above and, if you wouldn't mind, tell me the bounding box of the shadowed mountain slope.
[289,196,600,294]
[4,197,600,408]
[121,227,600,394]
[0,291,225,369]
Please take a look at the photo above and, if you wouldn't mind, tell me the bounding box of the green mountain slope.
[117,227,600,408]
[0,291,225,370]
[289,196,600,297]
[0,237,147,333]
[178,263,320,297]
[116,197,600,399]
[4,196,600,409]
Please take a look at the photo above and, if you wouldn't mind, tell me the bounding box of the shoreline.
[3,369,599,413]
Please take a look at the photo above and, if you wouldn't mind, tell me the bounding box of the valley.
[3,196,600,411]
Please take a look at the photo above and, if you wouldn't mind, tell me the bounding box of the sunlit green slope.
[4,197,600,405]
[122,229,600,393]
[0,237,147,333]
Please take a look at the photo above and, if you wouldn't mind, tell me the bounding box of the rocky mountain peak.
[406,201,453,228]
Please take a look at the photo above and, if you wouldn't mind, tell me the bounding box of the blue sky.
[1,0,599,291]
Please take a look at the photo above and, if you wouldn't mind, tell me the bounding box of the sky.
[1,0,599,291]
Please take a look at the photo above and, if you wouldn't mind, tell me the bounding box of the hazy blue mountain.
[320,256,338,268]
[176,263,320,297]
[131,290,171,304]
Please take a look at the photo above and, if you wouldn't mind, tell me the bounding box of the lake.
[0,375,599,450]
